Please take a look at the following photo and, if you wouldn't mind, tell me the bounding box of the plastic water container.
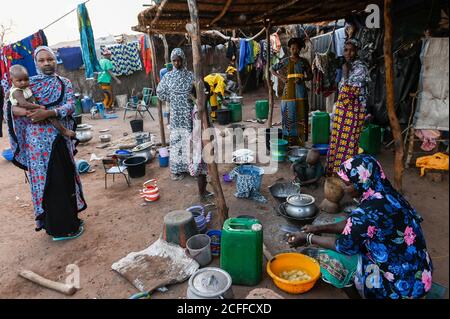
[228,103,242,122]
[359,124,382,154]
[312,112,330,144]
[158,155,169,167]
[255,100,269,120]
[81,96,94,113]
[220,218,263,286]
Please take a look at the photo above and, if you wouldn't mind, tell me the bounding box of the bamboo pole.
[384,0,404,190]
[266,21,274,128]
[186,0,228,226]
[148,31,167,147]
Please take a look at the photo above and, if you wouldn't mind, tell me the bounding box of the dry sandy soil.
[0,88,448,299]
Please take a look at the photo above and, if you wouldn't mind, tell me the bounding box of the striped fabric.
[106,41,143,76]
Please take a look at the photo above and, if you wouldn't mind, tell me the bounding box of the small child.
[9,65,75,138]
[291,149,324,187]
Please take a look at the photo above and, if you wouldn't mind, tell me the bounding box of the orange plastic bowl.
[266,252,321,294]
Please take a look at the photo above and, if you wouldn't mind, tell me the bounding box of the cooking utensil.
[287,147,309,163]
[285,194,317,219]
[278,202,318,226]
[99,134,111,143]
[268,181,301,203]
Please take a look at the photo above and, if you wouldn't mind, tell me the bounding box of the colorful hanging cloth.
[140,35,152,75]
[106,41,142,76]
[416,152,449,176]
[57,47,84,71]
[77,3,101,79]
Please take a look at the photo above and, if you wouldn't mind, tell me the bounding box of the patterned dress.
[335,155,433,299]
[156,48,195,176]
[5,74,87,235]
[272,57,311,146]
[326,59,369,175]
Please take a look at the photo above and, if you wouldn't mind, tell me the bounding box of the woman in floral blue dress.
[288,155,433,299]
[5,46,86,240]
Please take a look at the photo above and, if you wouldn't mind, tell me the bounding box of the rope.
[42,0,91,31]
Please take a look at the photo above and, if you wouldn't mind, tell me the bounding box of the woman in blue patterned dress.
[288,155,433,299]
[5,46,86,240]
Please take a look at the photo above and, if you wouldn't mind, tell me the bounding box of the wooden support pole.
[233,30,243,96]
[160,34,169,63]
[266,21,274,128]
[384,0,404,190]
[148,31,167,146]
[186,0,228,226]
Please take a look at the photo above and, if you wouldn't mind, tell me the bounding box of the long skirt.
[326,85,365,175]
[281,98,308,146]
[169,128,191,175]
[99,83,113,108]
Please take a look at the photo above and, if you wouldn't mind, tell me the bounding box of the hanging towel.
[334,27,346,57]
[106,41,142,76]
[58,47,84,71]
[247,40,255,65]
[1,30,47,92]
[77,3,101,79]
[140,35,152,75]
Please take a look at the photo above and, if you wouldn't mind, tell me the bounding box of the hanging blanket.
[77,3,101,79]
[312,51,337,97]
[140,35,152,75]
[107,41,143,76]
[58,47,84,71]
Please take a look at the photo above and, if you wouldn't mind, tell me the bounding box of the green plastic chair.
[123,87,155,121]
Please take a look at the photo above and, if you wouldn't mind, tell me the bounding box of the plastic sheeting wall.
[414,37,449,131]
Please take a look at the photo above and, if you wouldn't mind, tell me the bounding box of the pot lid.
[286,194,315,206]
[76,124,93,131]
[189,267,232,297]
[132,142,153,152]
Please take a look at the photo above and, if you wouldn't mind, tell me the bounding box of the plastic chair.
[123,87,155,121]
[102,155,130,189]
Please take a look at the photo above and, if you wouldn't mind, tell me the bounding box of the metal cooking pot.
[75,125,93,143]
[268,181,301,203]
[132,142,153,162]
[284,194,317,218]
[287,147,309,163]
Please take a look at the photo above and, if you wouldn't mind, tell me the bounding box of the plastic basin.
[266,252,321,294]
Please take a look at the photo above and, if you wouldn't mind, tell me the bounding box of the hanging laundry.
[312,51,337,97]
[226,40,237,61]
[270,32,281,54]
[77,3,101,79]
[247,40,255,65]
[238,39,250,72]
[334,27,346,57]
[140,35,152,75]
[58,47,84,71]
[415,129,442,152]
[106,41,142,76]
[1,30,47,92]
[259,39,268,64]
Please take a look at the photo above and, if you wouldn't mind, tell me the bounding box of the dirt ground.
[0,88,448,299]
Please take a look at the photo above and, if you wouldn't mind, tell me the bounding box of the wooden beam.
[208,0,233,27]
[203,28,266,42]
[186,0,229,226]
[148,31,167,147]
[384,0,404,191]
[250,0,302,23]
[150,0,169,28]
[266,21,274,129]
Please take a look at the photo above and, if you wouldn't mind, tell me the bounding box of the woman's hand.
[301,224,322,234]
[287,232,307,248]
[27,109,54,123]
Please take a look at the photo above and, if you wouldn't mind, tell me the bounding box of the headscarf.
[345,38,361,50]
[337,155,423,222]
[33,46,57,75]
[170,48,186,68]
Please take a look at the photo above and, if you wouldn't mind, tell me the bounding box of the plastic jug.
[228,102,242,122]
[312,112,330,144]
[220,218,263,286]
[359,124,382,154]
[255,100,269,120]
[81,96,94,113]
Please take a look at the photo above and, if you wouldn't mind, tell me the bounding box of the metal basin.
[285,194,317,219]
[268,182,301,203]
[287,147,309,163]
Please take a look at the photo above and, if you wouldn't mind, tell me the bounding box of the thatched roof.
[133,0,382,34]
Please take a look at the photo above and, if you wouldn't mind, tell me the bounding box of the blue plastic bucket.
[75,159,90,174]
[158,155,169,167]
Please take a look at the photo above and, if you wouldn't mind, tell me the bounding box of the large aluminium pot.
[284,194,317,219]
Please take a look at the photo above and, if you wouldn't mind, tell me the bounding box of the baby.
[291,149,324,187]
[9,65,75,138]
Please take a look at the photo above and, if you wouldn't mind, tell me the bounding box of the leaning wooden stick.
[19,270,77,296]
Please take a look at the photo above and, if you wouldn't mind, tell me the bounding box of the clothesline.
[42,0,92,31]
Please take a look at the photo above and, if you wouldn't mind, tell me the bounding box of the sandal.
[52,225,84,241]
